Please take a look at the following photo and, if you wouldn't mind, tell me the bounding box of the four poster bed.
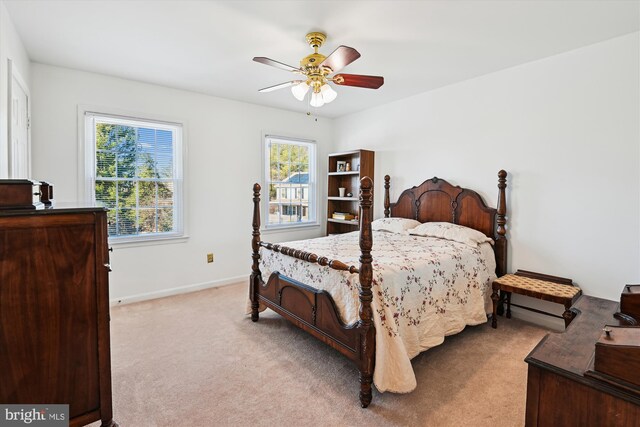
[249,171,508,407]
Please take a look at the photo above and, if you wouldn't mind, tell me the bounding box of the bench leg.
[506,292,512,319]
[496,290,505,316]
[491,286,500,328]
[563,302,576,328]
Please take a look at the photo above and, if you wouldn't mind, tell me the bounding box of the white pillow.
[407,222,494,247]
[371,217,422,234]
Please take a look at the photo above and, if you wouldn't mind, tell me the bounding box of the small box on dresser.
[0,179,44,210]
[620,284,640,322]
[593,326,640,388]
[39,181,55,207]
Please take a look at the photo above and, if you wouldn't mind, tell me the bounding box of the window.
[264,135,316,228]
[85,113,184,242]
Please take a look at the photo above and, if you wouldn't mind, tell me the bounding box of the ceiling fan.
[253,32,384,108]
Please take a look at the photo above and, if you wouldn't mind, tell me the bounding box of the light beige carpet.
[94,282,548,427]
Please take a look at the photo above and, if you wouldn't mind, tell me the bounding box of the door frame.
[7,59,31,178]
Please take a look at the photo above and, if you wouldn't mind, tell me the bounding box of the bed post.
[358,176,375,408]
[495,170,508,277]
[383,175,391,218]
[250,183,262,322]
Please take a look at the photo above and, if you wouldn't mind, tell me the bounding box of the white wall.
[28,31,640,321]
[334,33,640,304]
[0,0,31,178]
[31,63,332,302]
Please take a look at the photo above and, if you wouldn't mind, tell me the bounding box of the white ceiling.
[5,0,639,118]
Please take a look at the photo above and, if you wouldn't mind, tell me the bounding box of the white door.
[8,60,31,178]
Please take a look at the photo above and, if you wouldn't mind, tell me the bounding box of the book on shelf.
[332,212,355,221]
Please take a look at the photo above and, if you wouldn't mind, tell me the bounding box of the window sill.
[262,223,320,235]
[109,234,189,249]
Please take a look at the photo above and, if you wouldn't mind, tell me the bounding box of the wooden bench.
[491,270,582,329]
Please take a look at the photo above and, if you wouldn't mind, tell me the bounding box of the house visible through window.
[264,136,316,228]
[85,113,183,241]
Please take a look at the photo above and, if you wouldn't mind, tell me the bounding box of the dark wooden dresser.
[525,296,640,426]
[0,207,117,427]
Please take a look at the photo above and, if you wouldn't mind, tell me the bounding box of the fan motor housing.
[300,53,326,69]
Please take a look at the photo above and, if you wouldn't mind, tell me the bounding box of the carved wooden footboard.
[250,177,375,408]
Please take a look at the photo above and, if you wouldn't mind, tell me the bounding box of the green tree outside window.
[95,122,177,237]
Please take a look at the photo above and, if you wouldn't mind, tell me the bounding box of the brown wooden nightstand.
[491,270,582,329]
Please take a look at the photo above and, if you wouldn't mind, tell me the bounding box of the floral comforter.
[255,230,496,393]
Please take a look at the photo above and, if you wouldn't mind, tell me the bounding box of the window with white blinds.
[85,113,184,241]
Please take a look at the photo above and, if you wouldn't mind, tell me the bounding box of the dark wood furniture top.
[491,269,582,329]
[0,204,108,217]
[0,207,117,427]
[251,170,508,407]
[525,295,640,427]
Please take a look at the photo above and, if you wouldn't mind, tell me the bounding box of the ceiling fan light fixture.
[320,84,337,103]
[254,32,384,108]
[310,91,325,108]
[291,81,309,101]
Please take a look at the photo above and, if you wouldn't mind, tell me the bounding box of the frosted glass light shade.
[310,91,325,107]
[291,82,309,101]
[320,84,337,103]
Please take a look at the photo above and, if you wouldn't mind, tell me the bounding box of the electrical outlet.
[207,253,214,263]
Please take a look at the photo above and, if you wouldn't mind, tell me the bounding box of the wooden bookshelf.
[326,149,374,235]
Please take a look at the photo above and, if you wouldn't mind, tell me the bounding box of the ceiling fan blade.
[258,81,303,93]
[253,57,300,72]
[333,74,384,89]
[319,46,361,73]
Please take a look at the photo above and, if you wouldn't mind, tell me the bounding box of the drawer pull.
[104,263,112,272]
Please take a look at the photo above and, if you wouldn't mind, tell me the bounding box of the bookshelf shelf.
[327,196,359,201]
[328,218,359,226]
[328,171,360,176]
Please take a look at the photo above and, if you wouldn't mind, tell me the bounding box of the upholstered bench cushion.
[494,274,581,300]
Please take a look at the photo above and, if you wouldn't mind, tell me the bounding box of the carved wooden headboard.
[383,171,508,277]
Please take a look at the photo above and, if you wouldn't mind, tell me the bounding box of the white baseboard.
[110,275,246,306]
